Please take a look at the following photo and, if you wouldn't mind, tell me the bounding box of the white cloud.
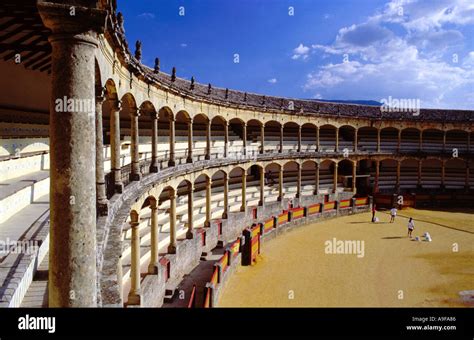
[292,43,310,60]
[180,43,188,48]
[137,12,155,19]
[268,78,277,84]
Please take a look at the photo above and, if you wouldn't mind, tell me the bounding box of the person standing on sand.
[371,203,376,222]
[407,217,415,238]
[390,206,397,223]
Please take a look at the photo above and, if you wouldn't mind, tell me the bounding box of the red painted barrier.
[324,201,336,211]
[159,257,170,282]
[307,203,321,215]
[263,217,274,233]
[277,211,289,225]
[187,284,196,308]
[290,207,304,219]
[339,199,351,209]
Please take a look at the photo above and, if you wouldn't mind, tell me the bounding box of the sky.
[118,0,474,110]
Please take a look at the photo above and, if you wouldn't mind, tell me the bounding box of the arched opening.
[422,129,443,153]
[338,159,355,191]
[339,125,355,152]
[175,111,191,164]
[380,127,399,152]
[228,167,246,212]
[211,116,227,158]
[445,159,466,190]
[283,122,299,153]
[319,125,336,152]
[192,114,209,161]
[379,159,398,192]
[301,123,317,152]
[157,107,174,168]
[193,174,211,227]
[400,159,418,192]
[120,93,139,183]
[228,118,245,158]
[358,127,377,152]
[421,159,442,189]
[400,128,420,152]
[446,130,468,154]
[264,163,281,202]
[319,160,336,193]
[302,160,318,195]
[210,170,228,218]
[283,161,299,198]
[139,101,158,172]
[246,119,263,155]
[356,159,376,196]
[263,121,281,153]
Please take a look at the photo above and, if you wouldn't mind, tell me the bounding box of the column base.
[114,183,124,194]
[148,262,159,275]
[204,221,211,228]
[221,211,228,219]
[313,190,319,195]
[186,157,193,164]
[168,160,176,167]
[127,291,141,306]
[205,154,210,160]
[97,201,108,216]
[129,173,141,182]
[295,193,300,199]
[277,196,283,202]
[240,206,246,212]
[167,244,176,254]
[186,230,194,239]
[149,165,159,173]
[258,200,264,206]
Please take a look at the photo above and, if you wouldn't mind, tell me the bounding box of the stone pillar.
[38,2,106,307]
[296,164,302,198]
[95,87,108,215]
[352,161,357,192]
[314,163,319,195]
[224,122,229,158]
[297,125,302,152]
[241,170,247,211]
[186,183,194,238]
[242,123,247,156]
[117,255,124,305]
[279,125,284,153]
[396,161,401,191]
[168,116,176,167]
[376,129,381,152]
[110,100,123,193]
[205,119,211,160]
[374,160,380,193]
[260,124,265,154]
[335,127,339,152]
[128,210,141,305]
[333,163,338,193]
[187,118,193,163]
[129,109,141,181]
[168,190,177,254]
[316,126,320,152]
[259,166,265,206]
[278,166,284,201]
[149,113,159,172]
[205,177,212,227]
[148,199,159,274]
[354,128,358,152]
[222,173,229,218]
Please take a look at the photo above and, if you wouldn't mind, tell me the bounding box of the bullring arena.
[0,1,473,308]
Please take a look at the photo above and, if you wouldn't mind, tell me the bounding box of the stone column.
[222,172,229,218]
[224,122,229,158]
[333,163,338,193]
[259,166,265,206]
[148,199,159,274]
[242,123,247,156]
[186,182,194,238]
[149,113,159,172]
[110,100,123,193]
[95,87,108,215]
[38,2,106,307]
[279,125,284,153]
[374,160,380,193]
[117,255,123,304]
[260,124,265,154]
[335,127,339,152]
[240,170,247,211]
[168,190,177,254]
[205,177,212,227]
[314,163,320,195]
[296,164,302,198]
[278,166,284,201]
[128,210,141,305]
[205,119,211,160]
[352,161,357,192]
[168,116,175,167]
[129,108,141,181]
[316,126,320,152]
[396,161,401,191]
[353,128,358,152]
[187,118,193,163]
[297,125,302,152]
[376,129,381,152]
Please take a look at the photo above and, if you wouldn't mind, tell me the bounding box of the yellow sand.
[219,208,474,307]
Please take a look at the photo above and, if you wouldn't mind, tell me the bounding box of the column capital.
[108,99,121,112]
[130,108,140,117]
[95,85,106,103]
[38,2,106,37]
[149,197,157,209]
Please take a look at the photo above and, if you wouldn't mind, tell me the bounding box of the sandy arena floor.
[219,208,474,307]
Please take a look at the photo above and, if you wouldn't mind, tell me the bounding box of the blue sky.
[118,0,474,109]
